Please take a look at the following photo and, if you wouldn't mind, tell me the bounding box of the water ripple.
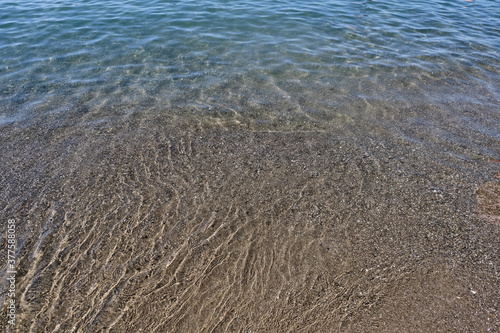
[0,0,499,148]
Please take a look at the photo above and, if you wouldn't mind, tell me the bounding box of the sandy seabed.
[0,112,499,332]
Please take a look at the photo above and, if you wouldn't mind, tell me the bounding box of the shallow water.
[1,1,500,135]
[1,1,500,332]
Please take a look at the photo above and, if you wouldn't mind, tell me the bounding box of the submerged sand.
[0,113,499,332]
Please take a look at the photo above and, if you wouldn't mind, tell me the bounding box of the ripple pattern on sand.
[1,118,498,332]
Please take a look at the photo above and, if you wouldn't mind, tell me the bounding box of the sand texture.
[1,115,499,332]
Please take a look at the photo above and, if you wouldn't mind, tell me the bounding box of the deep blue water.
[0,0,499,144]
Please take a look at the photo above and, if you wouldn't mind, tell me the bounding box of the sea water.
[2,2,500,331]
[0,0,499,150]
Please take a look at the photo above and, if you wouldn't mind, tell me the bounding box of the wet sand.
[0,113,499,332]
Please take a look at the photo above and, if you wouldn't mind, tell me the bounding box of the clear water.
[1,0,499,140]
[2,3,500,330]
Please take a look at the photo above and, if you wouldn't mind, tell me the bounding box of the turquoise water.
[1,0,499,140]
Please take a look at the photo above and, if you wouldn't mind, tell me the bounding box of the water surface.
[1,0,499,140]
[1,1,500,332]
